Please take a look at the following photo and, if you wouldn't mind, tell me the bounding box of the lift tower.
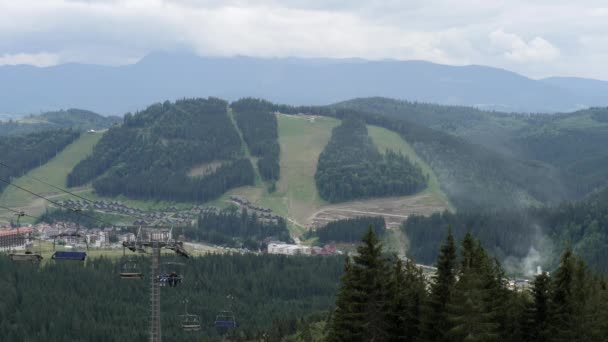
[123,227,189,342]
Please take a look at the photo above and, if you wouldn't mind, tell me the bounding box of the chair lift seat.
[52,251,87,261]
[180,314,201,332]
[119,272,143,279]
[10,253,43,263]
[214,319,238,328]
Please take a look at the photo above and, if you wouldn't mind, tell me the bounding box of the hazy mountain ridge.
[0,108,121,136]
[1,52,607,115]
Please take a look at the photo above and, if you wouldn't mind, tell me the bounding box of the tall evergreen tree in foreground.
[327,227,390,341]
[419,229,457,342]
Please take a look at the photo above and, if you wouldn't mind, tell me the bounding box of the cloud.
[0,0,607,79]
[489,29,560,62]
[0,52,60,67]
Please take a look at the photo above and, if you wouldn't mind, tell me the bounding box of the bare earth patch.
[307,192,446,229]
[187,161,225,178]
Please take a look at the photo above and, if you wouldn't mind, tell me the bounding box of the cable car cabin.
[9,252,43,263]
[180,314,201,332]
[52,251,87,261]
[214,312,237,328]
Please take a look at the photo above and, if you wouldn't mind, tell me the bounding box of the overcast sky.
[1,0,607,80]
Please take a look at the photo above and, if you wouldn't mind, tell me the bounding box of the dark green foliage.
[0,109,120,136]
[315,116,427,203]
[336,98,608,203]
[522,272,551,341]
[68,98,255,201]
[237,99,566,210]
[231,98,281,181]
[0,129,80,193]
[305,216,386,244]
[446,234,501,342]
[404,188,608,272]
[327,228,391,341]
[327,228,608,342]
[37,208,103,228]
[419,230,457,342]
[0,253,344,341]
[186,207,291,249]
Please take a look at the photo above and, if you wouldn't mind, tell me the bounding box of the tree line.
[305,216,386,244]
[0,129,80,193]
[185,207,292,249]
[404,187,608,273]
[231,98,281,185]
[325,228,608,342]
[68,98,255,202]
[225,98,563,211]
[315,116,427,203]
[0,253,343,341]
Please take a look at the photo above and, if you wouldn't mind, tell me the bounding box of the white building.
[0,228,34,252]
[267,243,311,255]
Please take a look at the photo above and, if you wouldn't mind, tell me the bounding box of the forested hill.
[0,129,80,193]
[336,97,608,200]
[67,98,255,202]
[404,186,608,273]
[0,109,120,136]
[233,99,564,210]
[315,116,427,202]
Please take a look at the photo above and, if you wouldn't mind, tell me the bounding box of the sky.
[1,0,607,80]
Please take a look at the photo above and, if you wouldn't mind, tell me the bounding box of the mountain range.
[1,52,608,115]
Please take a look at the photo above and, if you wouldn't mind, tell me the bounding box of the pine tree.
[419,229,457,342]
[547,248,577,342]
[327,227,390,341]
[447,235,500,342]
[522,272,551,342]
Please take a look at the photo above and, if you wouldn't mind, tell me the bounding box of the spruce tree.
[547,248,577,342]
[523,272,551,342]
[327,227,390,341]
[419,229,457,342]
[447,235,500,342]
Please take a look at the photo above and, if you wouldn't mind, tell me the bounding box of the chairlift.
[9,220,44,264]
[180,299,201,332]
[214,311,237,328]
[119,258,143,279]
[214,294,237,328]
[51,227,88,262]
[157,261,184,287]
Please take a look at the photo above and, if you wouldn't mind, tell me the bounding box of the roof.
[0,227,34,238]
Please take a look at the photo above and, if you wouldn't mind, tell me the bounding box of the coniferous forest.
[187,207,292,249]
[404,187,608,273]
[67,98,255,202]
[0,254,343,341]
[306,216,386,244]
[324,229,608,342]
[231,98,281,183]
[315,116,427,203]
[0,129,80,193]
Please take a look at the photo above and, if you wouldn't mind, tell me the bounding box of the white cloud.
[0,0,607,78]
[0,52,60,67]
[489,29,560,62]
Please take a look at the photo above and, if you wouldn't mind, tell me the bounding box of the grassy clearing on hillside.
[0,132,102,223]
[368,125,453,211]
[276,115,340,223]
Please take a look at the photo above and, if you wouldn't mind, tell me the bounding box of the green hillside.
[0,108,120,136]
[0,131,102,223]
[336,97,608,201]
[368,125,452,210]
